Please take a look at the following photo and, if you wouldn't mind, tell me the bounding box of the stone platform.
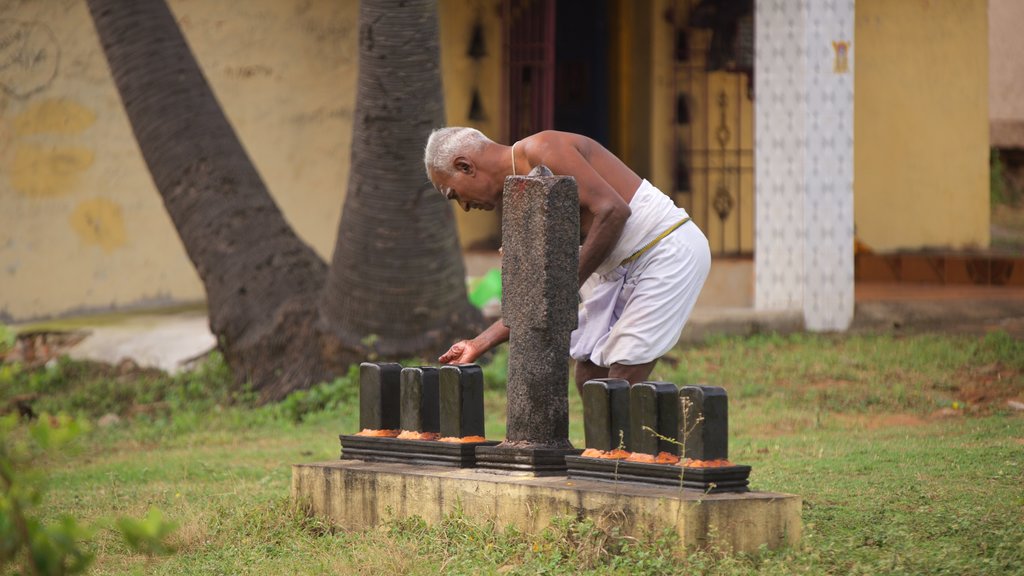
[291,460,801,553]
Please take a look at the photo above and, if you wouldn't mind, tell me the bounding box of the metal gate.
[670,0,755,256]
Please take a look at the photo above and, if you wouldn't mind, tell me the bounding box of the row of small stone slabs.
[339,362,750,493]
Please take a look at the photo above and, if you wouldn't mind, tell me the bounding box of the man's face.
[430,161,499,212]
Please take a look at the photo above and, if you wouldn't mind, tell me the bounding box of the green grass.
[3,332,1023,575]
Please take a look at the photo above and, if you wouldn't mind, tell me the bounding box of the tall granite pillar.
[502,166,579,448]
[475,166,579,473]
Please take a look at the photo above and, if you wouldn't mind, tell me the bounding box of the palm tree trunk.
[86,0,330,400]
[320,0,483,360]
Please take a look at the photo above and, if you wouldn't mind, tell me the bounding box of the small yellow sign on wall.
[832,41,850,73]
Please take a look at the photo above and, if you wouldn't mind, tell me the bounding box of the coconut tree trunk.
[88,0,483,400]
[320,0,483,360]
[86,0,330,400]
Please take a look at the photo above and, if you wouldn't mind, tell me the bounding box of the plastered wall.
[0,0,504,322]
[854,0,989,251]
[0,0,360,322]
[438,0,503,250]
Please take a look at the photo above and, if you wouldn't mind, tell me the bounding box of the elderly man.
[424,127,710,393]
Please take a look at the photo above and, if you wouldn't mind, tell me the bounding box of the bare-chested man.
[423,128,710,394]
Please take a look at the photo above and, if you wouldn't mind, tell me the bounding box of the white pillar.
[755,0,855,331]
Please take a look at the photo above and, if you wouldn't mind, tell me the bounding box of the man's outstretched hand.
[439,340,482,364]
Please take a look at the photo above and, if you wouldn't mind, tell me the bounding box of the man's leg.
[574,358,659,396]
[608,360,658,385]
[574,359,609,397]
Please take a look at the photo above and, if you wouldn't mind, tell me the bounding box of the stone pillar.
[755,0,855,331]
[500,167,579,449]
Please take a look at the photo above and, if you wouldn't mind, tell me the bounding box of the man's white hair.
[423,127,491,179]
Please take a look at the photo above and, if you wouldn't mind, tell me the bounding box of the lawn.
[2,330,1023,575]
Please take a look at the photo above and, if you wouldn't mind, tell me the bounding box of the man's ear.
[454,156,474,175]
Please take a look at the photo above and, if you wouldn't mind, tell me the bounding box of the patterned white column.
[755,0,854,331]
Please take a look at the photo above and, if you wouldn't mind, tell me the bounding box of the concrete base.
[292,460,801,554]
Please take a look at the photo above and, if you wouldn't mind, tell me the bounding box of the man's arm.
[438,318,510,364]
[576,192,630,286]
[522,134,632,286]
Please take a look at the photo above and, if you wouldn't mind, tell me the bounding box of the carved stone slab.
[439,364,485,439]
[582,378,631,451]
[359,362,402,431]
[678,385,729,460]
[400,366,440,433]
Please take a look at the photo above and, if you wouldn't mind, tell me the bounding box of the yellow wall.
[854,0,989,251]
[0,0,357,322]
[438,0,503,251]
[650,0,674,196]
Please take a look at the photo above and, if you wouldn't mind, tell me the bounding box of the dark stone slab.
[475,444,581,475]
[648,381,681,455]
[564,456,750,492]
[582,378,631,451]
[678,385,729,461]
[400,367,440,433]
[439,364,485,439]
[359,362,402,431]
[501,170,579,449]
[339,434,498,468]
[629,382,681,455]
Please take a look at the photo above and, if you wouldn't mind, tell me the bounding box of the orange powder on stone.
[679,458,733,468]
[438,436,488,443]
[396,430,440,441]
[654,452,680,465]
[355,429,400,437]
[581,448,632,460]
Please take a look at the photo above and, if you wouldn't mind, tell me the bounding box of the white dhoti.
[569,180,710,367]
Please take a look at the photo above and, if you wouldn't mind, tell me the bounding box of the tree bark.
[86,0,331,400]
[320,0,483,362]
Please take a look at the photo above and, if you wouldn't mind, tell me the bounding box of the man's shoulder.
[525,130,583,146]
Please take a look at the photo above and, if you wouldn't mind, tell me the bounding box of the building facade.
[1,0,991,330]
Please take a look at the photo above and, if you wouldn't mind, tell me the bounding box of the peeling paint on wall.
[68,197,127,252]
[14,98,95,135]
[9,143,94,197]
[6,98,96,197]
[1,0,358,321]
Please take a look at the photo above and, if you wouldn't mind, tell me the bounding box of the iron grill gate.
[670,0,755,257]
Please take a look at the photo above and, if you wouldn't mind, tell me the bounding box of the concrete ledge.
[292,460,801,554]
